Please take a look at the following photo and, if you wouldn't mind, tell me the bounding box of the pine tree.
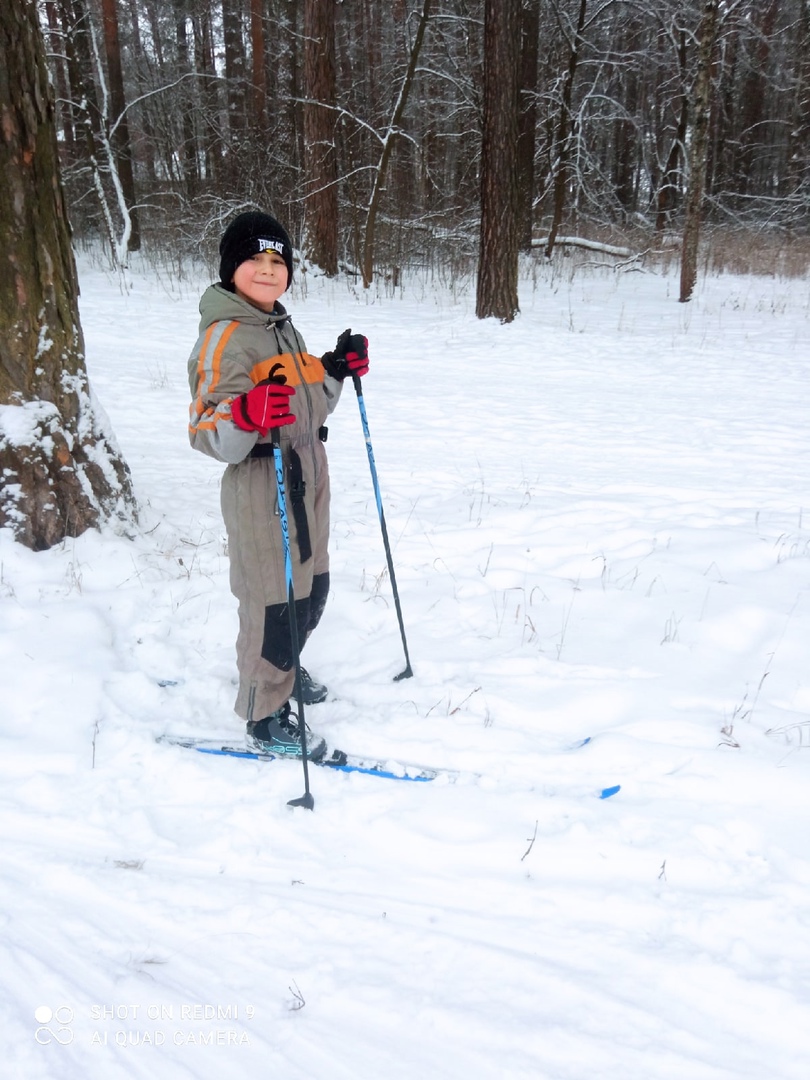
[0,0,135,550]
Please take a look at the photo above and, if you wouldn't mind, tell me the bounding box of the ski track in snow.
[2,256,809,1078]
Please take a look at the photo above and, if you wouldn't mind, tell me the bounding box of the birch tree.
[101,0,141,250]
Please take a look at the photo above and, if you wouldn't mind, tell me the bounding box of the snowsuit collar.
[198,284,292,333]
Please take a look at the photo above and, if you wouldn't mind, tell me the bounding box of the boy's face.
[232,250,289,311]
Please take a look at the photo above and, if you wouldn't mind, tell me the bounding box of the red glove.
[231,382,296,437]
[322,329,370,380]
[344,334,369,378]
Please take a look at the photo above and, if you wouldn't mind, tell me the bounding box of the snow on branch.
[532,236,633,258]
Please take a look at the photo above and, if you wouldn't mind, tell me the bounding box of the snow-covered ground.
[2,252,809,1079]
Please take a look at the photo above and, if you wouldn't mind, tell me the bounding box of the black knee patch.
[261,597,311,670]
[305,572,330,637]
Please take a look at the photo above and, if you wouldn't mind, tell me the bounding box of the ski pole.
[270,430,315,810]
[352,374,413,681]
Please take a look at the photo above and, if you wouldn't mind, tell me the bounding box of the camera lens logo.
[34,1006,74,1045]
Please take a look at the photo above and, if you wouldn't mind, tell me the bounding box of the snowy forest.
[43,0,810,281]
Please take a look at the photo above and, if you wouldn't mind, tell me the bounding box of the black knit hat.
[218,211,294,289]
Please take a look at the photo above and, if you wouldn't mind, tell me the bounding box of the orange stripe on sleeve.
[196,324,217,388]
[207,321,240,396]
[188,401,235,434]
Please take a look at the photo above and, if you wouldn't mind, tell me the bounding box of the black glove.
[321,328,369,381]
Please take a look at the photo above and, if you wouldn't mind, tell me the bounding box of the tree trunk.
[250,0,267,128]
[195,0,221,187]
[57,0,131,264]
[476,0,521,322]
[0,0,135,550]
[361,0,433,288]
[679,0,720,304]
[175,0,200,197]
[613,18,640,218]
[736,0,781,195]
[57,0,102,158]
[517,0,539,251]
[655,28,688,233]
[222,0,247,152]
[123,0,157,190]
[303,0,338,275]
[100,0,141,250]
[45,0,76,164]
[544,0,587,260]
[786,0,810,193]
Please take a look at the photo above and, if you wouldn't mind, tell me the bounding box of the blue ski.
[157,735,452,782]
[157,734,621,796]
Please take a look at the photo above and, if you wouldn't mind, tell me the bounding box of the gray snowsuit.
[187,284,342,722]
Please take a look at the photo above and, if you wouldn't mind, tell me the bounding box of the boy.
[187,211,369,759]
